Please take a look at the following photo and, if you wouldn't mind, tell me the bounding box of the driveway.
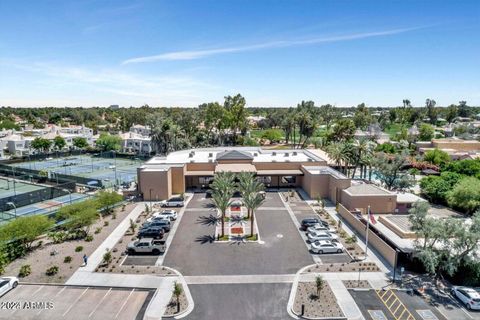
[0,284,153,320]
[162,192,313,275]
[185,283,291,320]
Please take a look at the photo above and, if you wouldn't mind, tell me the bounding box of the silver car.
[451,286,480,310]
[307,230,338,242]
[311,240,344,254]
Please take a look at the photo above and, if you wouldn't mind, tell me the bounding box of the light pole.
[358,205,371,284]
[149,188,153,211]
[113,150,117,189]
[6,202,16,218]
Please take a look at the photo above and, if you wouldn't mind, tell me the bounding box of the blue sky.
[0,0,479,108]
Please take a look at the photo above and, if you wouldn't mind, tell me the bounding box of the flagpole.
[365,205,370,259]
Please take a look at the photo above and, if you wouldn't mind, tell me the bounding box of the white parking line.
[115,289,135,319]
[88,288,112,318]
[62,287,89,317]
[37,286,66,316]
[155,194,193,266]
[11,285,44,315]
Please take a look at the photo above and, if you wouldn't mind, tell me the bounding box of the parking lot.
[162,192,314,275]
[350,289,447,320]
[0,284,154,320]
[185,283,291,320]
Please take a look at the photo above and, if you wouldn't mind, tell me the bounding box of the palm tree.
[326,143,343,171]
[244,191,265,238]
[173,281,183,312]
[211,172,235,237]
[315,275,324,298]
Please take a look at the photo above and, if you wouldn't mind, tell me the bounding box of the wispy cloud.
[122,27,421,64]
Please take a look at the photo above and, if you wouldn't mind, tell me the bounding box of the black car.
[141,220,171,232]
[138,227,165,239]
[301,218,328,231]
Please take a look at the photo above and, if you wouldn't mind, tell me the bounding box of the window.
[199,177,214,184]
[281,176,296,184]
[257,176,271,184]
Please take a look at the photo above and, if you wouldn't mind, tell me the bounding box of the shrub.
[46,266,59,276]
[103,221,109,227]
[94,227,102,234]
[75,246,83,252]
[103,251,112,266]
[129,219,136,233]
[85,235,94,242]
[64,256,72,263]
[18,265,31,278]
[112,213,117,220]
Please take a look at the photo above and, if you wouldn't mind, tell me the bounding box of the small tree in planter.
[144,204,150,214]
[129,219,136,233]
[103,251,112,266]
[173,281,183,313]
[315,275,324,298]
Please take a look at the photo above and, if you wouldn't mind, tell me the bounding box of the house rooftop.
[344,183,392,196]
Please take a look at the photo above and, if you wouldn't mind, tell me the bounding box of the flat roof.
[396,193,427,203]
[344,183,392,196]
[302,166,348,179]
[144,147,326,166]
[257,169,303,175]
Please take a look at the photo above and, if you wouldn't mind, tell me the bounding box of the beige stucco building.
[137,147,353,202]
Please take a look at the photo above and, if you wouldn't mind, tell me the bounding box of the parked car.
[145,214,171,224]
[142,220,171,232]
[307,230,338,242]
[301,218,328,231]
[306,223,336,234]
[451,287,480,310]
[158,209,177,221]
[311,240,344,254]
[0,277,19,297]
[160,197,184,207]
[127,238,166,255]
[138,227,165,239]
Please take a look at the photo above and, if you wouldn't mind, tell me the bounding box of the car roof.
[303,218,318,222]
[314,240,333,245]
[459,287,480,296]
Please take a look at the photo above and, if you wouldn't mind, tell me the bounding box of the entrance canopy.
[215,163,257,173]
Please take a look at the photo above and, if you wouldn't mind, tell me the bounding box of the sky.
[0,0,479,108]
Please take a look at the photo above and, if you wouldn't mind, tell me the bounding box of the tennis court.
[1,193,90,222]
[0,177,45,197]
[11,155,143,188]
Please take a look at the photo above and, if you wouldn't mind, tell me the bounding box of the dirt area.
[3,202,136,283]
[293,281,344,319]
[302,261,380,273]
[343,280,371,289]
[96,207,171,275]
[163,283,189,317]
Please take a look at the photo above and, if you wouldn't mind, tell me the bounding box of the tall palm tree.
[243,191,265,237]
[240,174,264,218]
[211,172,235,237]
[326,143,343,171]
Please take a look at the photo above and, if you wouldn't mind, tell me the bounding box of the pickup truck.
[127,238,166,255]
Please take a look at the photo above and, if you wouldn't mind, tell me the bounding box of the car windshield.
[0,280,9,288]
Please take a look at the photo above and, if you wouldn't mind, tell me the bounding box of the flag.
[368,210,376,224]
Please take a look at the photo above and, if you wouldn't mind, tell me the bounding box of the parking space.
[186,283,291,320]
[1,284,153,320]
[350,289,447,320]
[163,192,314,275]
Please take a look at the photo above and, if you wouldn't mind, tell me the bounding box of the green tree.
[261,129,283,143]
[95,191,123,215]
[418,123,435,141]
[73,137,88,149]
[224,94,248,144]
[53,135,66,150]
[0,215,54,251]
[375,142,396,154]
[56,200,98,235]
[173,281,183,312]
[373,151,413,190]
[423,148,450,166]
[425,99,437,124]
[420,176,451,204]
[95,133,121,151]
[237,172,265,236]
[315,275,325,298]
[447,177,480,214]
[328,119,356,142]
[31,137,52,153]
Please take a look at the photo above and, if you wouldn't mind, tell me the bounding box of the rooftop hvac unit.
[308,158,313,162]
[285,153,289,157]
[293,151,297,156]
[208,153,213,157]
[189,152,194,158]
[272,152,276,156]
[208,159,213,163]
[190,160,195,163]
[253,153,258,157]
